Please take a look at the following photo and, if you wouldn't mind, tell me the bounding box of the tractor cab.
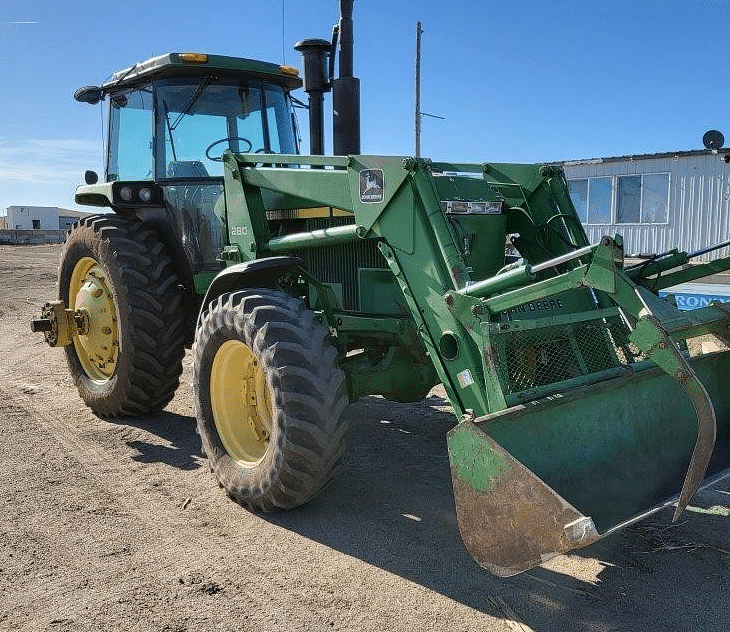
[74,53,302,277]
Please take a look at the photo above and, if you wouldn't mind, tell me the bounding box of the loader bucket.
[447,349,730,576]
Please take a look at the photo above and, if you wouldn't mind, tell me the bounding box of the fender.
[197,256,303,326]
[75,182,195,291]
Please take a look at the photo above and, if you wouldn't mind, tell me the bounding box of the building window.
[616,176,641,223]
[32,219,41,229]
[568,177,612,224]
[567,179,587,221]
[568,173,669,225]
[617,173,669,223]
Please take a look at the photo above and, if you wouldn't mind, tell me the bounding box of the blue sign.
[659,287,730,311]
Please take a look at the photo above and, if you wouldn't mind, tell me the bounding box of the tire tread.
[60,214,186,417]
[193,289,348,510]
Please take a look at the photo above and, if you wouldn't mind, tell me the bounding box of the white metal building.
[562,149,730,262]
[6,206,61,230]
[5,206,93,231]
[57,209,96,230]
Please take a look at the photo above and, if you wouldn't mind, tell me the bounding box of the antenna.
[702,129,725,151]
[415,22,423,158]
[281,0,286,64]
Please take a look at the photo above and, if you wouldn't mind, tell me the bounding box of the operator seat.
[167,160,209,179]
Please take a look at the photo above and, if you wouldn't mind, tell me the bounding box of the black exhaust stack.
[332,0,360,155]
[296,0,360,156]
[294,38,332,156]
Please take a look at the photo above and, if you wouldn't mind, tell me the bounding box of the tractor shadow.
[106,410,204,471]
[102,394,730,630]
[262,394,730,632]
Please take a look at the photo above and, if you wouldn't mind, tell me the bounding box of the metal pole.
[308,92,325,155]
[266,224,362,252]
[688,239,730,259]
[415,22,421,158]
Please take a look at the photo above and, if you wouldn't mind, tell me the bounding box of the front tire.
[59,215,186,417]
[193,289,348,510]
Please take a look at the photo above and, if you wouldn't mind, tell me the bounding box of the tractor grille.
[303,218,388,311]
[495,314,645,396]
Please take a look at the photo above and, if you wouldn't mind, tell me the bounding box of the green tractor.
[33,1,730,575]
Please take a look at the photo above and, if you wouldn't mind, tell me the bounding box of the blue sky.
[1,0,728,212]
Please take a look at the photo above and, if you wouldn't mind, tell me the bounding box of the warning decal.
[457,369,474,388]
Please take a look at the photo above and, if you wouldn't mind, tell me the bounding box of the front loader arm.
[223,152,510,418]
[223,152,730,576]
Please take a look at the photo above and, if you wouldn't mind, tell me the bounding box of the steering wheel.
[205,137,253,161]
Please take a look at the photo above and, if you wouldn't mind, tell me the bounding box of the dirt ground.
[1,243,729,632]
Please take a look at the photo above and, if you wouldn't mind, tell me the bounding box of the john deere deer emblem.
[359,169,384,203]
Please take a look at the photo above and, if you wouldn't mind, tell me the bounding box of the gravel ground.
[1,243,729,632]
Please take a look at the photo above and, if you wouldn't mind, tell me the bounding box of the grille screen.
[303,218,388,311]
[496,315,645,395]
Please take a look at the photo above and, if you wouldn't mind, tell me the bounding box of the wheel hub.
[210,339,273,466]
[69,257,119,382]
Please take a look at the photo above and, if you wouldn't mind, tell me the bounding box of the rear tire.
[193,289,348,510]
[59,214,186,417]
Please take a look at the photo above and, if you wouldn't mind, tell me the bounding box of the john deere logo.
[359,169,384,204]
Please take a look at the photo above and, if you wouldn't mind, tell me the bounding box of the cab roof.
[102,52,302,91]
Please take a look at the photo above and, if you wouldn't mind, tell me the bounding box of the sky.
[1,0,728,213]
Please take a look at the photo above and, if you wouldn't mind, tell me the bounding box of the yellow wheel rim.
[69,257,119,382]
[210,339,273,466]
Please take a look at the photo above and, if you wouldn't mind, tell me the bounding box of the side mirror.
[85,170,99,185]
[74,86,104,105]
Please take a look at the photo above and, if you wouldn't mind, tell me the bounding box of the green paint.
[215,153,730,434]
[193,271,218,295]
[482,351,730,532]
[72,50,730,574]
[266,223,361,252]
[448,423,512,492]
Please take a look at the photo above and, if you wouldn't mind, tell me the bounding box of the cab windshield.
[155,77,297,178]
[106,76,297,181]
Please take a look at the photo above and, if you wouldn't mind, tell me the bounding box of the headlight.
[112,182,162,208]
